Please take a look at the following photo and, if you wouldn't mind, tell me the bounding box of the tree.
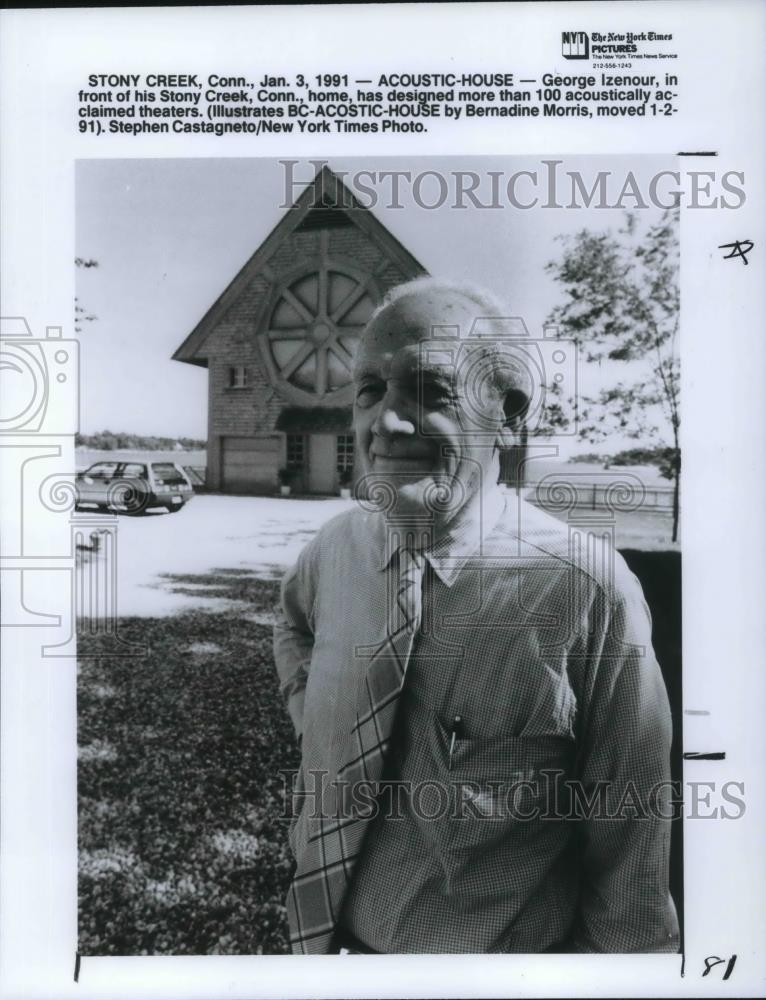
[75,257,99,333]
[545,209,680,541]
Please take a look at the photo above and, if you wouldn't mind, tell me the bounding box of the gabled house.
[172,166,426,494]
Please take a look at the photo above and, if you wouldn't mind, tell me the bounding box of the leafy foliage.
[75,299,98,333]
[75,258,99,333]
[567,452,605,464]
[608,446,680,480]
[545,209,681,539]
[78,574,298,955]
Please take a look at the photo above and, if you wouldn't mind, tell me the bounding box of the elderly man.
[273,277,679,955]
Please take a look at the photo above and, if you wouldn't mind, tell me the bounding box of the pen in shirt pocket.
[448,715,464,771]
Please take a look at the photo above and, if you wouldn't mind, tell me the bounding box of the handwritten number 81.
[703,954,737,979]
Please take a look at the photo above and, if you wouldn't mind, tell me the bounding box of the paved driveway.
[78,495,353,617]
[77,490,675,618]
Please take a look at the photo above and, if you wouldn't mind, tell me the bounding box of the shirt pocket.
[416,715,577,861]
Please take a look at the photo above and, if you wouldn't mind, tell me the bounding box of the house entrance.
[307,434,336,493]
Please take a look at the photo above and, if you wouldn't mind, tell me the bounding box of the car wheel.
[115,487,148,515]
[165,503,183,514]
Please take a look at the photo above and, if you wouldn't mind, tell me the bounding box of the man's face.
[353,289,506,523]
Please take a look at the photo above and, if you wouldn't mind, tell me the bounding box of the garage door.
[221,436,279,494]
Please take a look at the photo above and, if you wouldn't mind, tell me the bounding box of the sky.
[75,154,675,446]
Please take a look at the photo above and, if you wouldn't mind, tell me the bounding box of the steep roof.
[172,165,426,367]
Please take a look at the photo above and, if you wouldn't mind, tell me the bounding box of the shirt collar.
[376,484,509,587]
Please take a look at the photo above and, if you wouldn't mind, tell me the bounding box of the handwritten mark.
[74,952,81,983]
[677,151,717,156]
[684,709,710,716]
[683,751,726,760]
[718,240,754,265]
[703,954,737,979]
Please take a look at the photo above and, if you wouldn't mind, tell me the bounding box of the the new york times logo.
[562,31,589,59]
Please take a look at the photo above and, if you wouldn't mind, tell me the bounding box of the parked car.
[75,460,194,514]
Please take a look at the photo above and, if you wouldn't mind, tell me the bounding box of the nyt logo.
[562,31,589,59]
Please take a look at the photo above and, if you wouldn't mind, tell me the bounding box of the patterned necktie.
[286,544,425,954]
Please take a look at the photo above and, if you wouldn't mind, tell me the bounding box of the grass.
[77,572,299,955]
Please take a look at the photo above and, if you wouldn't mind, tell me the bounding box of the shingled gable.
[172,166,426,367]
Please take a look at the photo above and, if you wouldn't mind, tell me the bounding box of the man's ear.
[493,388,527,450]
[502,388,528,433]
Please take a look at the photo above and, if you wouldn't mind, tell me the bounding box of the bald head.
[358,285,484,365]
[356,278,532,427]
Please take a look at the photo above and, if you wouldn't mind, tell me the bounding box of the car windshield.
[151,463,187,485]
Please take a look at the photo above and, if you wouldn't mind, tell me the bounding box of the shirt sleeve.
[272,537,320,743]
[569,568,680,953]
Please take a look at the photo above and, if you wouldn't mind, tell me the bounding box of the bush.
[609,446,679,480]
[567,453,605,465]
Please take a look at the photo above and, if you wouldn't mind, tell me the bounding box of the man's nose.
[371,393,416,437]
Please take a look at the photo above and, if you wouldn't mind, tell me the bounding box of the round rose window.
[259,263,377,403]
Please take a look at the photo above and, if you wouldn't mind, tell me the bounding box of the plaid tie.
[286,543,425,954]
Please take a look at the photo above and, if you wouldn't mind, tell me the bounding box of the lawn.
[78,571,299,955]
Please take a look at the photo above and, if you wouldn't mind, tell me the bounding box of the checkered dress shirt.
[273,487,679,953]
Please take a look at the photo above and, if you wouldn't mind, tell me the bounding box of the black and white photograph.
[75,155,682,956]
[2,3,765,998]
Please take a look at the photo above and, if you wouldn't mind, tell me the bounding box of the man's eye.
[420,383,455,407]
[355,383,383,407]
